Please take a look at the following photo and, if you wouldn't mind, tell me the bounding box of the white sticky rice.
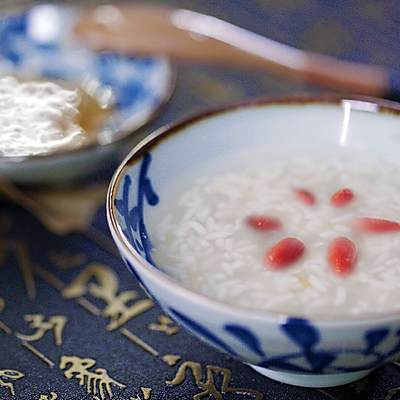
[149,150,400,318]
[0,76,84,157]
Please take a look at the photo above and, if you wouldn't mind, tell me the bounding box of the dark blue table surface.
[2,1,400,399]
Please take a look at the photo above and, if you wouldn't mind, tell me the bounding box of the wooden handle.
[74,4,392,100]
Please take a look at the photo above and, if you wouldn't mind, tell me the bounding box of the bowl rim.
[107,93,400,326]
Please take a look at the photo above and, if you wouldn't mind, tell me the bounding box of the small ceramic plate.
[0,4,175,184]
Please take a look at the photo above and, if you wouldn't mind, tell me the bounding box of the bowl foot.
[248,364,374,387]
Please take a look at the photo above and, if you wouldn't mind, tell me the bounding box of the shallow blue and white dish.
[0,4,174,184]
[107,95,400,388]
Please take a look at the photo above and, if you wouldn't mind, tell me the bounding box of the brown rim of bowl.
[107,93,400,325]
[115,92,400,168]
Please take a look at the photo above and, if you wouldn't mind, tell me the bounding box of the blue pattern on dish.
[114,152,400,376]
[225,324,265,357]
[115,153,158,264]
[0,4,172,139]
[169,308,238,356]
[173,310,400,374]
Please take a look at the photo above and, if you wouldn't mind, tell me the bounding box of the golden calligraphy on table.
[0,239,264,400]
[38,393,57,400]
[0,370,24,396]
[167,361,263,400]
[148,315,180,336]
[61,263,154,331]
[130,387,152,400]
[59,356,126,400]
[15,314,67,346]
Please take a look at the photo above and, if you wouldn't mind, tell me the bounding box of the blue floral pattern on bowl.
[113,151,400,383]
[0,4,173,142]
[114,153,158,265]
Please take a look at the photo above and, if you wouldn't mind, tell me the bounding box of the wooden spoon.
[74,3,399,101]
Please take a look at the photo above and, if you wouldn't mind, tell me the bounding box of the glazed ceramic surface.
[107,96,400,387]
[0,4,174,184]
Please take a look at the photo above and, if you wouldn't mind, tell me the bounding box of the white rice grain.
[150,153,400,318]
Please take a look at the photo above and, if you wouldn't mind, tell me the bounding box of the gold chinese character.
[148,315,179,336]
[130,387,152,400]
[62,263,153,330]
[0,369,24,396]
[38,392,57,400]
[162,354,181,366]
[15,314,67,346]
[60,356,125,400]
[166,361,263,400]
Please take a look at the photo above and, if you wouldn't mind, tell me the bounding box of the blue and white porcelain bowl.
[107,95,400,388]
[0,4,174,184]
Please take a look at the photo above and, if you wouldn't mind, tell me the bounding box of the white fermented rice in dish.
[149,150,400,318]
[0,76,85,157]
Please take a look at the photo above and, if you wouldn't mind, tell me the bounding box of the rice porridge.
[0,76,110,157]
[149,150,400,318]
